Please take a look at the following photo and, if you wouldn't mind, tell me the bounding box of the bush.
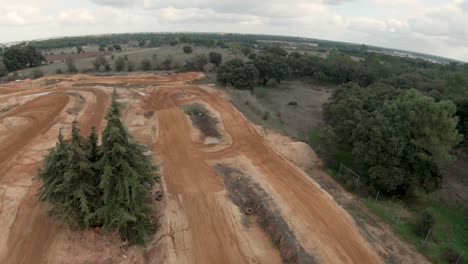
[115,57,126,72]
[415,209,434,237]
[248,53,257,60]
[141,58,152,71]
[162,56,172,70]
[30,69,44,79]
[127,61,135,72]
[184,54,208,71]
[92,54,107,71]
[56,68,63,74]
[443,248,462,264]
[208,52,222,67]
[65,57,78,73]
[183,46,193,54]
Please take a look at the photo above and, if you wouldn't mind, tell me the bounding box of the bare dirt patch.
[261,80,333,139]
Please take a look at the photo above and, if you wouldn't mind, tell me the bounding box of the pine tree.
[38,129,69,211]
[96,90,157,244]
[39,123,99,228]
[60,121,99,228]
[87,126,100,163]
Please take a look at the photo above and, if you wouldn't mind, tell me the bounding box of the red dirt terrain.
[0,72,424,263]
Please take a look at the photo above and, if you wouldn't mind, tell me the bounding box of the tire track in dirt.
[146,85,381,264]
[0,94,69,169]
[0,88,110,264]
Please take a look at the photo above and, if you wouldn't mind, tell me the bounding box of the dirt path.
[0,72,412,264]
[144,85,381,263]
[0,85,110,264]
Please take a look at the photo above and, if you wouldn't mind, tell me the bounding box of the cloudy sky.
[0,0,467,61]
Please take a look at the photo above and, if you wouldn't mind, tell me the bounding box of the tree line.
[38,91,158,245]
[216,45,467,196]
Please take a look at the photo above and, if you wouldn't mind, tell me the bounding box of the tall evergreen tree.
[96,90,157,244]
[38,129,69,212]
[87,126,100,163]
[63,122,99,228]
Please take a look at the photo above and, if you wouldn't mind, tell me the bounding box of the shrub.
[56,68,63,74]
[415,209,434,237]
[115,57,126,72]
[443,248,461,264]
[162,56,172,70]
[30,69,44,79]
[184,54,208,71]
[183,46,193,54]
[141,58,152,71]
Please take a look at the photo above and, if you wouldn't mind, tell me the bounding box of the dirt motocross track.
[0,73,381,264]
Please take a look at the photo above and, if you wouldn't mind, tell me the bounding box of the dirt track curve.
[0,73,381,263]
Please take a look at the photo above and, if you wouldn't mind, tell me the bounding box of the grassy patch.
[363,196,467,264]
[253,86,270,98]
[225,88,284,132]
[183,103,220,139]
[183,103,208,115]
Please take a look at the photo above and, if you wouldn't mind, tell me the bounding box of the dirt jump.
[0,72,422,263]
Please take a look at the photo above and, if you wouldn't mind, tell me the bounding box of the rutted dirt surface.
[0,72,423,264]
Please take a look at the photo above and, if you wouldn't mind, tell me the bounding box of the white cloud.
[0,0,466,61]
[57,8,97,24]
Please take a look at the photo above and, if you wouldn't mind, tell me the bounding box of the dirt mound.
[256,126,321,170]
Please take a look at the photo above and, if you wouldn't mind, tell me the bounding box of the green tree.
[217,59,258,91]
[38,123,98,229]
[241,47,252,56]
[65,57,78,73]
[262,46,288,57]
[253,53,289,85]
[208,52,222,67]
[3,44,44,71]
[325,84,462,195]
[76,46,84,54]
[93,54,108,71]
[183,46,193,54]
[86,126,100,163]
[115,57,126,72]
[38,130,69,219]
[0,60,7,77]
[96,91,157,244]
[113,44,122,51]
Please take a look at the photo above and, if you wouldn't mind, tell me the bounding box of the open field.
[16,45,245,77]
